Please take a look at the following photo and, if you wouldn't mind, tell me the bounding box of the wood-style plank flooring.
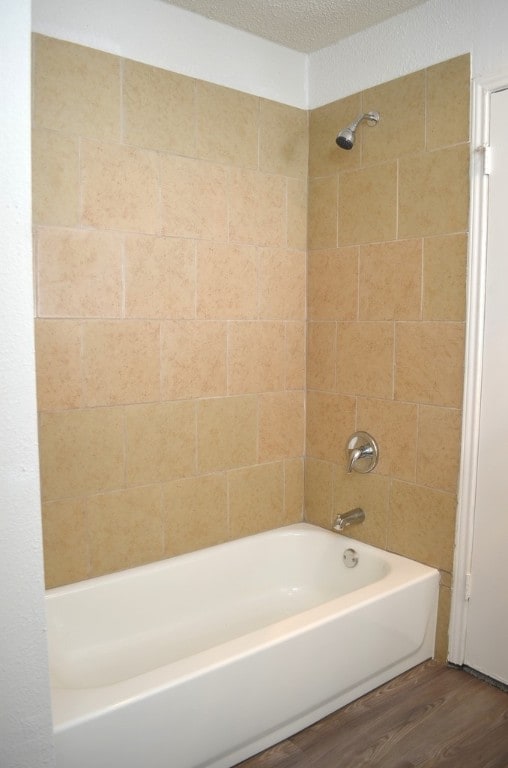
[236,662,508,768]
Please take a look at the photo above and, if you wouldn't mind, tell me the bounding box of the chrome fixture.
[333,507,365,532]
[336,111,380,150]
[346,431,379,474]
[343,548,359,568]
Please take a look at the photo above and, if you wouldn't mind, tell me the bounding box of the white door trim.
[448,70,508,663]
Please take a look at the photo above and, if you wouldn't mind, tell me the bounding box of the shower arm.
[350,111,380,130]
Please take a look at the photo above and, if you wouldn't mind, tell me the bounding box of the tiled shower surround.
[305,54,470,659]
[33,35,469,659]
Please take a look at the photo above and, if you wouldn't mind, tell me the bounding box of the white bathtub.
[46,522,439,768]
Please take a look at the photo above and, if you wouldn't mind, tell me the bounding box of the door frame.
[448,70,508,663]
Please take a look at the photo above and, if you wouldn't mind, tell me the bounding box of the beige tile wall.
[306,54,470,660]
[34,36,470,663]
[33,34,307,587]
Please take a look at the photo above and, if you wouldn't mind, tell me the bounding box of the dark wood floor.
[236,661,508,768]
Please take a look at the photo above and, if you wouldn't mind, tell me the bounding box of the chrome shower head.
[336,111,380,150]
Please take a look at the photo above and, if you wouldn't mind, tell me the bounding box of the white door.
[463,86,508,685]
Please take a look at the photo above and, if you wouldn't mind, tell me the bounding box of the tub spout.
[333,507,365,532]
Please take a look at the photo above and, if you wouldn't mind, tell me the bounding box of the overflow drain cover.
[343,548,359,568]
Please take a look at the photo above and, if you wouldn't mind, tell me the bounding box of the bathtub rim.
[45,521,435,601]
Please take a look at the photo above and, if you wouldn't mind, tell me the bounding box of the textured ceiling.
[163,0,431,52]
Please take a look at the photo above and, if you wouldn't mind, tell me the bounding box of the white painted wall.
[33,0,508,110]
[32,0,308,108]
[309,0,508,107]
[0,2,55,767]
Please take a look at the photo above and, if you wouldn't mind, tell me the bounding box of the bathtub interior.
[46,523,393,689]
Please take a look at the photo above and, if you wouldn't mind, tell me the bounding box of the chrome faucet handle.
[346,446,365,473]
[346,432,379,474]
